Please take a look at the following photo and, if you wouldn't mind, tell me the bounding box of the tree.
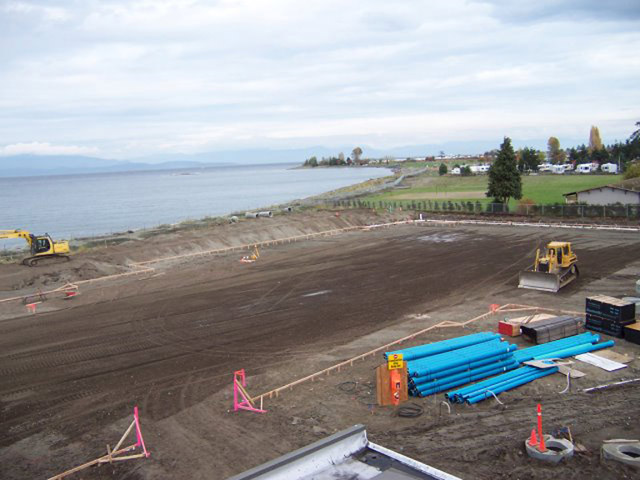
[460,165,472,176]
[303,156,318,167]
[438,163,447,175]
[547,137,566,164]
[591,148,609,163]
[351,147,363,164]
[624,163,640,180]
[632,121,640,142]
[588,126,603,154]
[518,147,540,172]
[486,137,522,205]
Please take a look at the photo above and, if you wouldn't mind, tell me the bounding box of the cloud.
[0,142,99,156]
[0,0,638,158]
[3,1,70,22]
[481,0,640,23]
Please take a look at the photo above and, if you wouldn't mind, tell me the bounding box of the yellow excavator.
[518,241,579,293]
[0,229,71,266]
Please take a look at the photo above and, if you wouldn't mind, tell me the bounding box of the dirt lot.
[1,210,639,479]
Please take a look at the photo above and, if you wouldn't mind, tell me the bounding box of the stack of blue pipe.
[445,365,559,404]
[446,332,615,404]
[513,332,613,363]
[386,332,520,397]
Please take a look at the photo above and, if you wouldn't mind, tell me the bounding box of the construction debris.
[574,352,627,372]
[601,442,640,468]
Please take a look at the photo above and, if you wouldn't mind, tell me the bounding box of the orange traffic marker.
[537,404,547,452]
[528,428,539,446]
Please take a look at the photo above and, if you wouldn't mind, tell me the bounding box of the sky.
[1,0,639,160]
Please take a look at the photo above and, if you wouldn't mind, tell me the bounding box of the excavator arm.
[0,229,34,246]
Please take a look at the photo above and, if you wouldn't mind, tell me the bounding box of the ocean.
[0,163,390,241]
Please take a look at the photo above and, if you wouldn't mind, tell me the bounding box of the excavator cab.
[519,241,579,292]
[32,235,52,254]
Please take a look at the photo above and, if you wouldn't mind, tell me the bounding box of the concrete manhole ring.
[525,435,574,463]
[602,443,640,468]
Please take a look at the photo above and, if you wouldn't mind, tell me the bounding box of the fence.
[330,199,640,221]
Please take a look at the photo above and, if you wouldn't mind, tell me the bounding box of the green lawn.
[363,174,622,207]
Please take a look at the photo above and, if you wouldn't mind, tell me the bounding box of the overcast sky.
[1,0,639,159]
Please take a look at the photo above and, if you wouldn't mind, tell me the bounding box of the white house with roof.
[564,183,640,205]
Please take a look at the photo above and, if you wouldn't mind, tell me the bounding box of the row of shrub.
[331,199,640,219]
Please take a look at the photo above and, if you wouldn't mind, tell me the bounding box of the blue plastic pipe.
[533,340,615,360]
[513,333,600,362]
[445,366,540,402]
[465,367,558,404]
[415,361,520,397]
[410,344,517,377]
[411,353,515,386]
[407,339,504,370]
[413,357,518,390]
[385,332,500,362]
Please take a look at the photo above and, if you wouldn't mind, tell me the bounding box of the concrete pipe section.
[525,435,574,463]
[602,443,640,468]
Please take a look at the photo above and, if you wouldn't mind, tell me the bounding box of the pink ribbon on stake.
[134,406,150,457]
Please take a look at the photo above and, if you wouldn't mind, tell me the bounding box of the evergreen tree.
[438,163,447,175]
[486,137,522,205]
[518,147,540,172]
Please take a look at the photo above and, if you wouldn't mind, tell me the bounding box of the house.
[563,178,640,205]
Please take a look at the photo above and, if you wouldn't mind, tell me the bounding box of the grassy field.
[363,173,622,207]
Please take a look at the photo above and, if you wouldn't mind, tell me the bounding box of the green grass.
[363,174,622,207]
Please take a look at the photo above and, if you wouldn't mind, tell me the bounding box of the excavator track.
[22,254,71,267]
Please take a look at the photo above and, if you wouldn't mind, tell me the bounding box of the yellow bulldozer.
[518,241,579,293]
[0,229,71,266]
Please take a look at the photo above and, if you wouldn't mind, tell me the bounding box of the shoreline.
[0,168,402,261]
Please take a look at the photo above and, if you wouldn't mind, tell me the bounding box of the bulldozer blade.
[518,270,561,293]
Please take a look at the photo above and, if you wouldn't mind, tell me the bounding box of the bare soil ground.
[1,210,639,479]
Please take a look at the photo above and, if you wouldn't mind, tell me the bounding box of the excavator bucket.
[518,270,561,293]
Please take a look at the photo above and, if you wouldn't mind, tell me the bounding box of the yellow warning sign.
[388,353,404,370]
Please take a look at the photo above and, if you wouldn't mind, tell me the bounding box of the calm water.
[0,163,390,241]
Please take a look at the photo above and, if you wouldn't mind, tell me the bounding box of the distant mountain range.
[0,155,220,177]
[0,139,562,177]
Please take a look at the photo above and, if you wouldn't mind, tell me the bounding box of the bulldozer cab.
[546,242,574,269]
